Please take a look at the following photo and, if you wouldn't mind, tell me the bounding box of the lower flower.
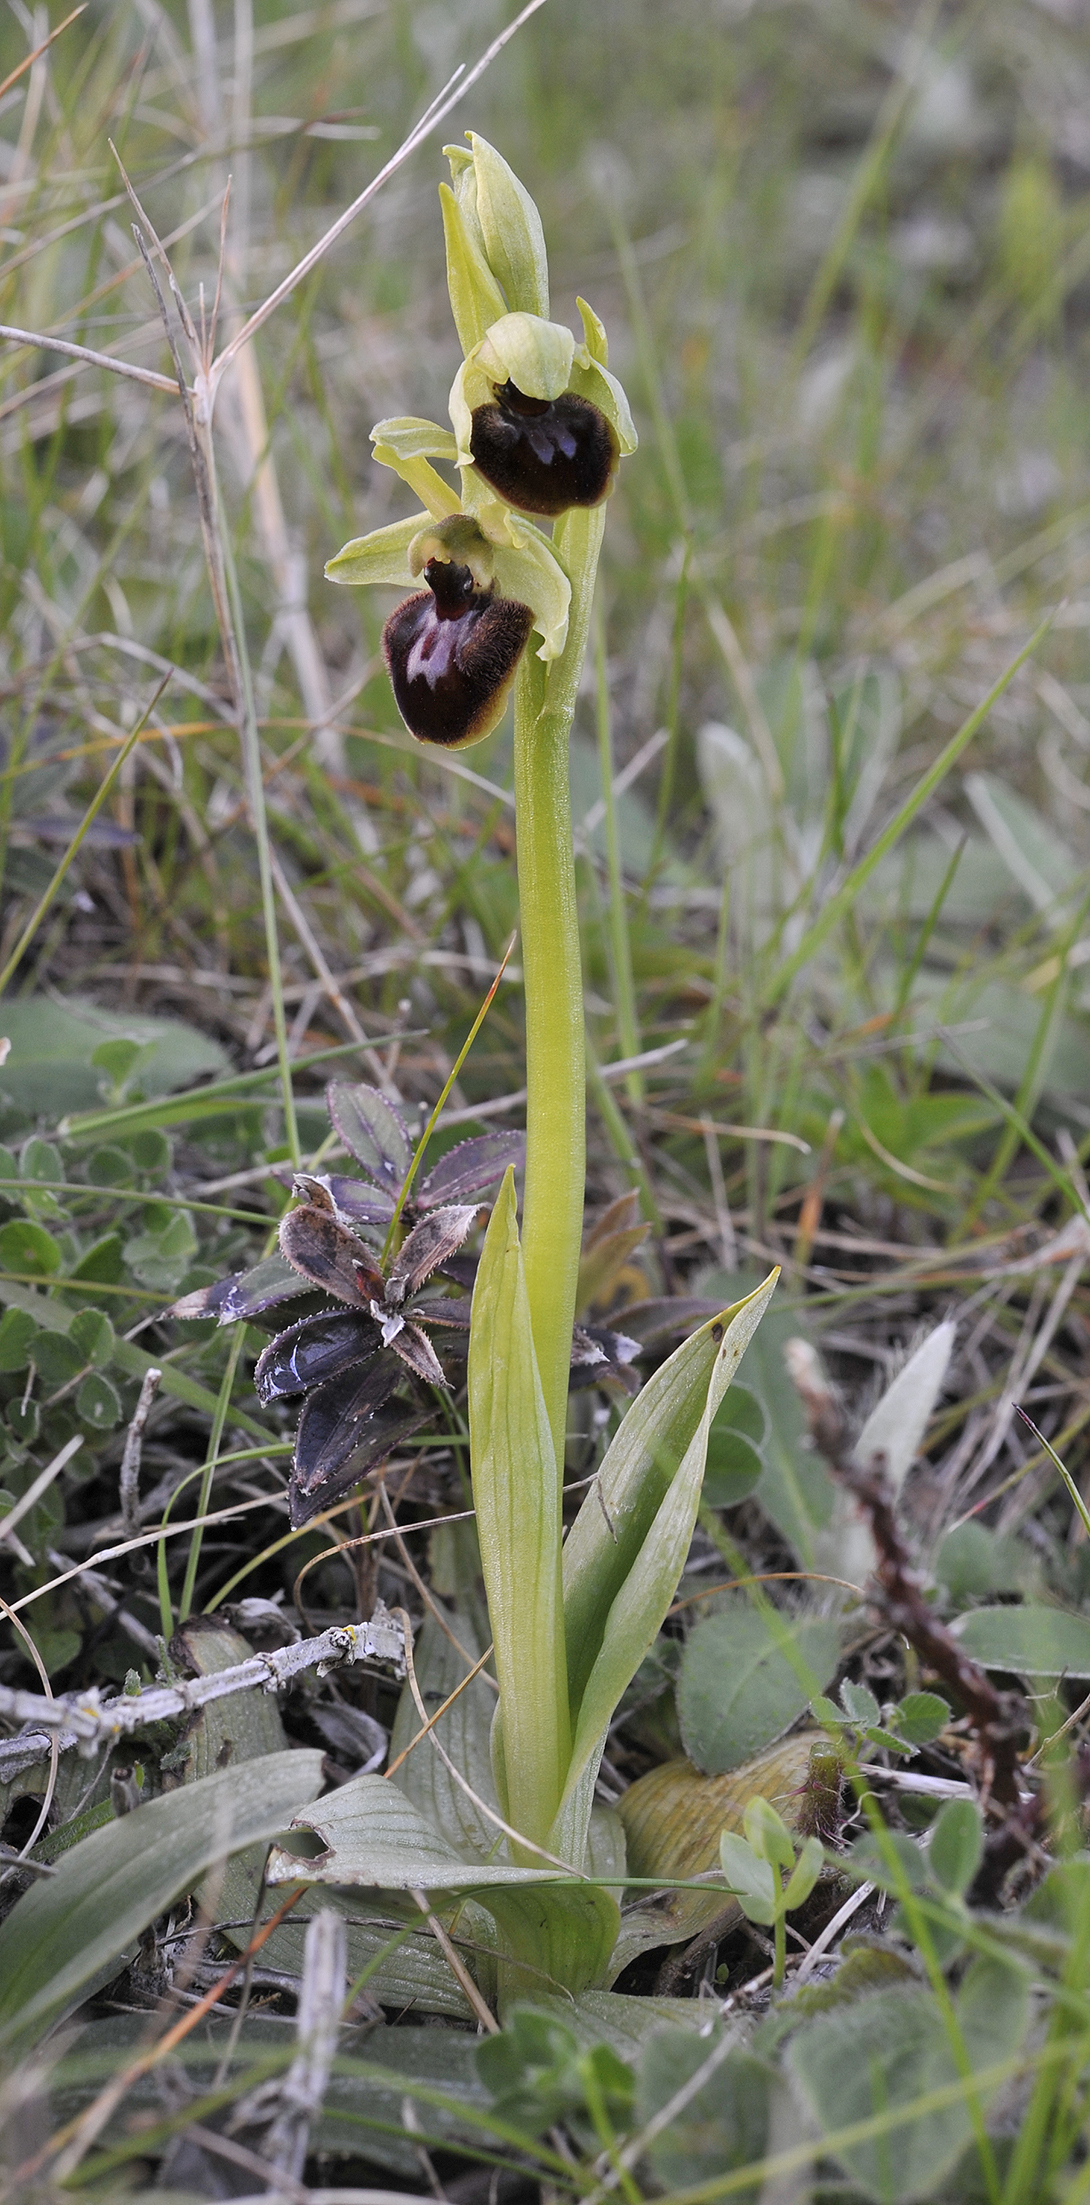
[383,554,533,747]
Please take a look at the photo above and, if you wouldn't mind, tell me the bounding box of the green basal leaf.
[563,1278,777,1708]
[482,1883,620,2011]
[388,1604,502,1865]
[555,1274,778,1845]
[267,1774,619,2010]
[468,1169,569,1852]
[0,1750,324,2054]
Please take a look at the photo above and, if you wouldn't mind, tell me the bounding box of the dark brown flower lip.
[469,379,619,517]
[382,556,533,748]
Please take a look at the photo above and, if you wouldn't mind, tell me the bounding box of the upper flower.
[324,135,635,745]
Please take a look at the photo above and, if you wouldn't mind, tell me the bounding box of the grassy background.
[4,0,1090,2187]
[0,0,1086,1663]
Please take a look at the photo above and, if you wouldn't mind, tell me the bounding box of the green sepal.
[464,133,549,320]
[325,513,427,589]
[468,1169,570,1852]
[371,415,459,463]
[439,178,507,358]
[562,1275,779,1714]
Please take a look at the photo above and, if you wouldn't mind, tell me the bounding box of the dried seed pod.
[382,556,533,748]
[469,379,618,517]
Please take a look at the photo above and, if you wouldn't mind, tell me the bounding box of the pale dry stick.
[0,1606,408,1758]
[408,1889,498,2035]
[253,1910,348,2186]
[0,1590,58,1883]
[377,1485,491,1678]
[0,1433,83,1551]
[395,1609,589,1879]
[205,0,548,401]
[118,1367,162,1538]
[794,1883,875,1983]
[0,322,180,394]
[211,2194,434,2205]
[266,842,395,1091]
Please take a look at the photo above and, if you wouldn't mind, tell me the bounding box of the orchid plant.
[226,139,776,2013]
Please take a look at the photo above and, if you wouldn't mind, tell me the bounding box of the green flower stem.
[513,504,605,1469]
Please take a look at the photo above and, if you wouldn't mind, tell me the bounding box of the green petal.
[370,420,462,520]
[576,295,609,367]
[569,353,638,455]
[324,513,428,589]
[370,415,458,463]
[466,133,550,320]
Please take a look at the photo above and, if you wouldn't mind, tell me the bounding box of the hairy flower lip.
[383,558,533,749]
[469,380,619,518]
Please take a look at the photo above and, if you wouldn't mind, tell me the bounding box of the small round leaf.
[76,1372,123,1431]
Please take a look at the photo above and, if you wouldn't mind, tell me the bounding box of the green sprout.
[720,1795,825,1989]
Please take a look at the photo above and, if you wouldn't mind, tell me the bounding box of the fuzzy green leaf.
[678,1600,840,1775]
[955,1603,1090,1677]
[718,1832,776,1924]
[788,1955,1030,2203]
[929,1799,983,1897]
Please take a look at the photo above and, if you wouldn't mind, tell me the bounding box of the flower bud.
[383,553,533,748]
